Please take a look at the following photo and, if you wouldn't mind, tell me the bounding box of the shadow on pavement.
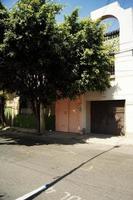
[0,129,90,146]
[17,145,120,200]
[0,193,7,200]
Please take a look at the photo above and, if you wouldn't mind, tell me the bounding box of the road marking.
[81,165,94,172]
[60,192,82,200]
[16,184,48,200]
[60,192,71,200]
[45,187,56,194]
[16,185,84,200]
[67,196,81,200]
[16,147,114,200]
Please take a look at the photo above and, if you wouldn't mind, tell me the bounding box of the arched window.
[100,16,120,75]
[101,16,119,52]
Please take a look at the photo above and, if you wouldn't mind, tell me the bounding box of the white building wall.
[82,2,133,135]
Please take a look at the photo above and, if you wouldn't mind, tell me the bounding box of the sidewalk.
[86,134,133,146]
[1,126,133,146]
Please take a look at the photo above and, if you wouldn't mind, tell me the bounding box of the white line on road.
[16,184,48,200]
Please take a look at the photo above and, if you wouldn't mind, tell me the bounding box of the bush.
[45,115,55,131]
[13,113,55,130]
[14,114,36,129]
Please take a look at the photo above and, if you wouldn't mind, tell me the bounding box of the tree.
[57,9,112,98]
[0,2,9,126]
[0,1,112,133]
[0,0,63,132]
[0,1,9,43]
[0,1,9,76]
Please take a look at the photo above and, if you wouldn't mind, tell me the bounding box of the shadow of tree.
[0,129,89,146]
[16,145,120,200]
[0,194,6,200]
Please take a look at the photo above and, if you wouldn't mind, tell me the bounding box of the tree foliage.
[0,1,8,43]
[0,0,112,131]
[58,9,112,98]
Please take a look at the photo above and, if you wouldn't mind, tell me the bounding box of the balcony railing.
[104,29,119,41]
[104,30,120,76]
[109,64,115,76]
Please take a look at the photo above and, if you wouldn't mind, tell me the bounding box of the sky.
[2,0,133,16]
[1,0,133,31]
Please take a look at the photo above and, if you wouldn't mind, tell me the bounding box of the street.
[0,131,133,200]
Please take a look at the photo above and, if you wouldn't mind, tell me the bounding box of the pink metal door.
[55,99,68,132]
[56,98,81,133]
[68,99,81,133]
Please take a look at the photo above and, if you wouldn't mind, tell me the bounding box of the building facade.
[55,2,133,136]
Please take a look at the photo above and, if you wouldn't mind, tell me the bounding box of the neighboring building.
[56,2,133,136]
[3,93,19,126]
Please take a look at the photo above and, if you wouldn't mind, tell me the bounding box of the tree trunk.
[36,114,40,134]
[0,96,6,127]
[30,99,41,134]
[30,99,47,134]
[40,103,46,134]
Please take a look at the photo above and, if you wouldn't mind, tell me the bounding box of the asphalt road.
[0,131,133,200]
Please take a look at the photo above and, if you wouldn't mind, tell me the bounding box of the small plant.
[45,115,55,131]
[14,114,36,129]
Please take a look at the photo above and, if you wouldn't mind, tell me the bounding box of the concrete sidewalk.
[1,126,133,146]
[86,134,133,146]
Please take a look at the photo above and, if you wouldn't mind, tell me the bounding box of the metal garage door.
[91,100,125,135]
